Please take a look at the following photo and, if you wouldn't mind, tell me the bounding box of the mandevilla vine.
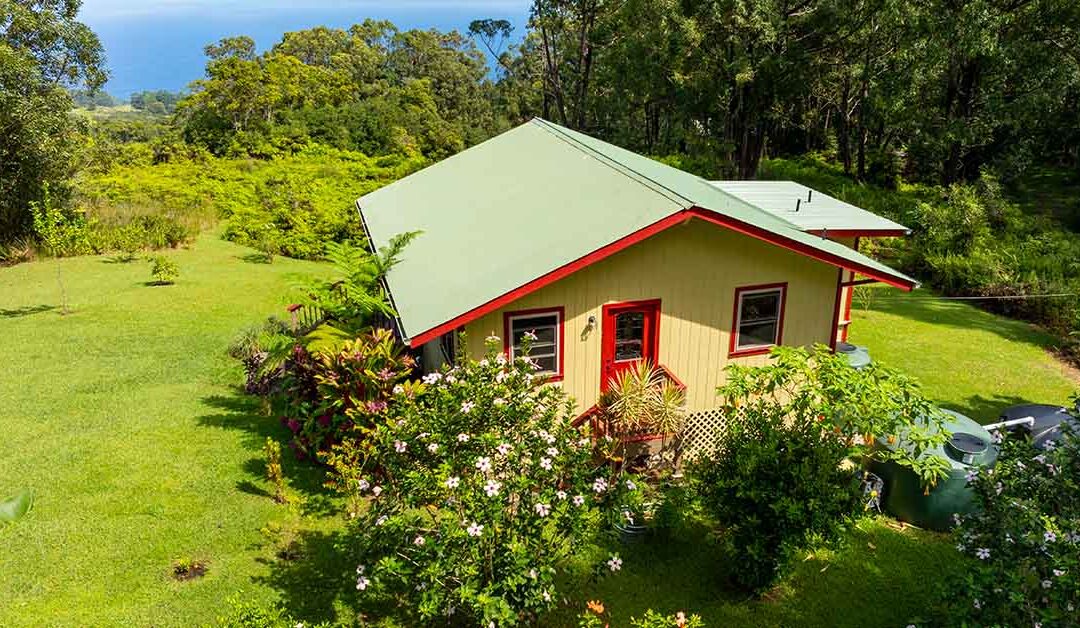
[324,337,641,626]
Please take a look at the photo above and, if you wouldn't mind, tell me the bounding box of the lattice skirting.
[678,407,740,462]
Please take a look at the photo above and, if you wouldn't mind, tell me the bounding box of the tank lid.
[946,432,989,464]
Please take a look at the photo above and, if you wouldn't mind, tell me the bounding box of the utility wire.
[867,293,1080,301]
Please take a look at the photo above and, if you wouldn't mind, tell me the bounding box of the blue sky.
[78,0,531,97]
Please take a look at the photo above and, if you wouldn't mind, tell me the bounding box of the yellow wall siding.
[464,219,841,415]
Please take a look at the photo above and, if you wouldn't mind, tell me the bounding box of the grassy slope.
[0,234,330,626]
[849,287,1077,423]
[2,235,1076,626]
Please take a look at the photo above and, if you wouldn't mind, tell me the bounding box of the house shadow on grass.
[549,516,961,627]
[197,391,338,514]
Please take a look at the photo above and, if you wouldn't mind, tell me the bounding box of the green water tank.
[869,409,998,531]
[837,342,872,370]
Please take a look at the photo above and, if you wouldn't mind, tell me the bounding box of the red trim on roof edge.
[805,228,909,238]
[405,207,915,347]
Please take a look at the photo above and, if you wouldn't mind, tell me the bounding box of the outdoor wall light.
[582,315,597,340]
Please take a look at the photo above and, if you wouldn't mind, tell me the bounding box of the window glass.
[614,311,645,361]
[736,288,783,351]
[509,311,560,374]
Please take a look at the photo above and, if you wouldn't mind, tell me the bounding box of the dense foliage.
[276,329,415,459]
[690,412,860,592]
[325,338,640,625]
[762,157,1080,365]
[940,427,1080,627]
[0,0,105,241]
[688,345,948,591]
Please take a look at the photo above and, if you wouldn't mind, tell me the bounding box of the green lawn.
[1,239,1075,626]
[0,235,331,626]
[849,287,1078,423]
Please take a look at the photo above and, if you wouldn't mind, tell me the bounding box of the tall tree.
[0,0,105,241]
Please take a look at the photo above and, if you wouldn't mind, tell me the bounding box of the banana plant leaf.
[0,489,33,522]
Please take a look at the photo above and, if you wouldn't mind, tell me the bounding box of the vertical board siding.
[464,219,841,414]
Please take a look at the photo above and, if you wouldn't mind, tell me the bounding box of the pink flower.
[540,457,552,470]
[572,495,585,506]
[365,400,387,413]
[466,521,484,537]
[496,442,512,456]
[394,440,407,453]
[461,401,475,414]
[457,433,470,443]
[476,456,492,472]
[535,503,551,517]
[592,478,608,493]
[445,476,460,489]
[484,480,501,497]
[414,535,426,546]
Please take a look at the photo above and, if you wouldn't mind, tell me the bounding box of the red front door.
[601,299,661,392]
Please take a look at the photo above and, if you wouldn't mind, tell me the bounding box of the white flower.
[445,476,460,489]
[356,564,366,575]
[625,479,637,491]
[484,480,501,497]
[494,398,506,406]
[540,431,556,445]
[356,575,370,590]
[523,330,539,341]
[572,495,585,506]
[422,372,442,385]
[394,440,407,453]
[479,359,489,367]
[535,503,551,517]
[973,599,981,610]
[486,334,500,343]
[995,482,1003,495]
[392,384,404,395]
[371,485,383,497]
[546,447,559,457]
[1045,531,1058,543]
[496,442,512,456]
[578,437,591,447]
[358,479,370,491]
[964,468,978,482]
[623,510,635,525]
[496,353,507,365]
[461,401,475,414]
[1054,569,1066,577]
[415,583,427,591]
[428,443,439,453]
[445,605,456,617]
[540,457,553,470]
[457,433,470,443]
[376,515,388,526]
[542,590,551,602]
[606,555,623,572]
[1042,579,1052,589]
[556,490,567,500]
[476,456,492,472]
[414,535,426,546]
[466,521,484,537]
[592,478,608,493]
[446,374,457,384]
[976,548,990,560]
[496,370,509,383]
[529,568,538,579]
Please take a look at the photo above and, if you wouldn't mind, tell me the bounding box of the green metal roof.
[358,118,917,345]
[709,180,910,234]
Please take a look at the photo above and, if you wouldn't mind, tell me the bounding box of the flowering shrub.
[941,427,1080,626]
[579,600,703,628]
[326,337,640,625]
[275,328,415,459]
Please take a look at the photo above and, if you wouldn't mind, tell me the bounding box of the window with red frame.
[731,284,786,355]
[505,309,562,376]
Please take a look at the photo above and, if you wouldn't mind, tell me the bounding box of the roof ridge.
[530,119,817,236]
[529,118,694,209]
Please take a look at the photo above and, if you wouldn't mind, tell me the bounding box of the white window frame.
[732,285,786,354]
[506,309,562,378]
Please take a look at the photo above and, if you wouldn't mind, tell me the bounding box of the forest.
[2,0,1080,356]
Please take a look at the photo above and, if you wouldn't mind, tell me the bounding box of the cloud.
[81,0,527,20]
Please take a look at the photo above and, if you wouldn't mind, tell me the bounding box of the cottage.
[357,118,915,422]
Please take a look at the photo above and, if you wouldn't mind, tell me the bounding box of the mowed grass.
[849,287,1078,423]
[0,234,331,626]
[1,239,1076,627]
